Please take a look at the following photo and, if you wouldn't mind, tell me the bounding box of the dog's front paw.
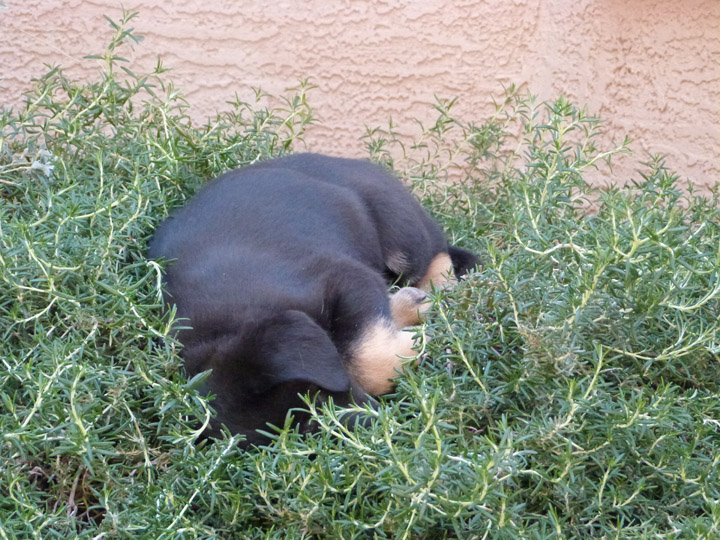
[390,286,429,328]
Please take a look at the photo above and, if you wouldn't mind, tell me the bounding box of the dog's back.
[251,154,450,282]
[150,165,386,331]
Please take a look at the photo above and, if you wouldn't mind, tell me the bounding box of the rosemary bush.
[1,11,719,539]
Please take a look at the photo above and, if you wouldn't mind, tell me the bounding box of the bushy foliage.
[2,11,719,539]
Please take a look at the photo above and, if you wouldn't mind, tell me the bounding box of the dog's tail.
[448,245,480,279]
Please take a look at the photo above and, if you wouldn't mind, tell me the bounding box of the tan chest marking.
[348,320,417,395]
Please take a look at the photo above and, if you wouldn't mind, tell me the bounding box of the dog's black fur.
[149,153,477,446]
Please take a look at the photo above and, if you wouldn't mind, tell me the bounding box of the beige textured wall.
[2,0,719,188]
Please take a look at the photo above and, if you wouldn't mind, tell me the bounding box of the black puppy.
[149,153,477,446]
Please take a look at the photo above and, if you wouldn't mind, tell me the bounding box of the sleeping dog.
[149,153,477,446]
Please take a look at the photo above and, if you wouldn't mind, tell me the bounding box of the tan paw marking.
[390,287,429,327]
[417,252,456,291]
[349,320,417,395]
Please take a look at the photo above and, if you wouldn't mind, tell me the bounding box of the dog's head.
[184,310,368,446]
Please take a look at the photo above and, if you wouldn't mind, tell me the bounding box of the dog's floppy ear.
[256,310,351,392]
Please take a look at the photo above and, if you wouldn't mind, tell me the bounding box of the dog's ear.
[255,310,351,392]
[185,310,355,445]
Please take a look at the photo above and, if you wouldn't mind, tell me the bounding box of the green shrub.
[1,11,719,539]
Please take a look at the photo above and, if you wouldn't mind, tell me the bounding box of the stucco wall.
[2,0,719,189]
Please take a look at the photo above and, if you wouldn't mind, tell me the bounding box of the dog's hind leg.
[415,252,456,291]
